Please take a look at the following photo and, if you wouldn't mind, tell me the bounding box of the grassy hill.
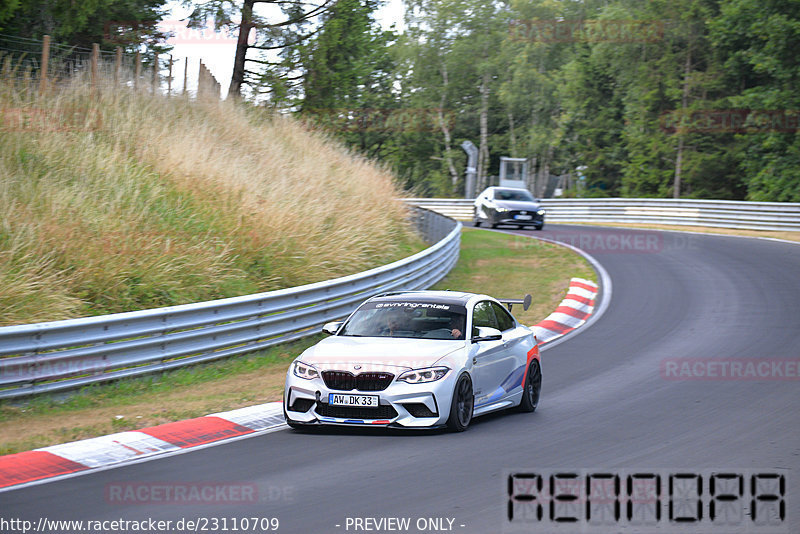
[0,75,421,326]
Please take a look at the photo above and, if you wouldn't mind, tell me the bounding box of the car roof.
[486,185,528,190]
[368,290,483,307]
[485,186,533,193]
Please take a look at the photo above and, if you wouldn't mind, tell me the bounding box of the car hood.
[494,200,541,211]
[299,336,465,373]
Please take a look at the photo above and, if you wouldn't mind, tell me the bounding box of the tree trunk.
[527,156,537,192]
[438,62,459,187]
[536,153,545,198]
[477,70,490,191]
[508,111,517,157]
[673,38,692,198]
[542,146,553,197]
[674,135,685,198]
[528,109,538,193]
[228,0,255,99]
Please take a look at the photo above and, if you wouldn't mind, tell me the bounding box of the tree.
[399,0,509,196]
[1,0,169,52]
[402,0,476,192]
[303,0,378,109]
[710,0,800,201]
[300,0,402,160]
[185,0,334,100]
[501,0,578,196]
[0,1,21,32]
[450,0,505,192]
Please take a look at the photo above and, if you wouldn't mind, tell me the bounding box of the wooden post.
[134,51,141,90]
[198,60,203,99]
[167,55,173,96]
[152,52,159,93]
[39,35,50,95]
[114,47,122,85]
[183,57,188,96]
[91,43,99,92]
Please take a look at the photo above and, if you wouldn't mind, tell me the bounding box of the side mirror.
[322,321,343,336]
[472,326,502,343]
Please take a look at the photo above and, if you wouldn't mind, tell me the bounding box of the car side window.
[472,301,499,337]
[491,302,516,332]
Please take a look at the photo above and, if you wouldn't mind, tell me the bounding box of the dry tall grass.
[0,67,420,326]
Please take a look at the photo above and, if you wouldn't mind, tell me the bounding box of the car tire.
[535,224,544,231]
[446,373,474,432]
[516,360,541,412]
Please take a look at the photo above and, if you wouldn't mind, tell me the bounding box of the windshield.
[340,300,467,340]
[494,189,535,202]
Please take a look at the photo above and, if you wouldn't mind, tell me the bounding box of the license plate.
[515,214,533,220]
[328,393,379,408]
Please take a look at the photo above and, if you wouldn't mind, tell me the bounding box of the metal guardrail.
[0,207,461,399]
[404,198,800,232]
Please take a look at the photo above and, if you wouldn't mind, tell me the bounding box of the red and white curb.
[531,278,598,345]
[0,404,285,490]
[0,278,599,491]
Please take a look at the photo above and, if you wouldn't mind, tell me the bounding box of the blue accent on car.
[499,364,526,392]
[476,364,526,407]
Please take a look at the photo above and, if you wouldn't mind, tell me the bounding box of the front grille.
[507,210,542,220]
[321,371,394,392]
[322,371,356,390]
[288,398,315,413]
[356,372,394,391]
[402,403,438,418]
[315,402,398,420]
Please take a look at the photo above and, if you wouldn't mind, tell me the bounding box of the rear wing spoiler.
[498,294,532,312]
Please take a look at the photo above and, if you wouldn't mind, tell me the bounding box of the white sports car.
[283,290,541,432]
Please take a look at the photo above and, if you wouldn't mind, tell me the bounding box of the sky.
[162,0,405,98]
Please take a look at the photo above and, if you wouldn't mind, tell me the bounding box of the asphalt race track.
[4,224,800,533]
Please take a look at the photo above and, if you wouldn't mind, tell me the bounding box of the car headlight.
[495,207,509,213]
[537,209,546,215]
[293,361,319,380]
[397,367,450,384]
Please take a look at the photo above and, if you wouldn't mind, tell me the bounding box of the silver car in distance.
[473,186,545,229]
[283,290,541,432]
